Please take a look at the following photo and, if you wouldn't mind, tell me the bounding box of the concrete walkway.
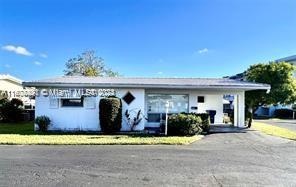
[209,124,247,133]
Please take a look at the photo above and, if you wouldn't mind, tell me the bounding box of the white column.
[233,94,238,127]
[238,91,245,127]
[233,92,245,127]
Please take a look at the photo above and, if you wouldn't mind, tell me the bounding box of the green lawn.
[252,121,296,141]
[0,122,34,134]
[0,122,202,145]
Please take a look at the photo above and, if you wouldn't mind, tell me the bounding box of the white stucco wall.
[116,89,145,131]
[35,88,145,131]
[189,93,224,123]
[145,89,245,127]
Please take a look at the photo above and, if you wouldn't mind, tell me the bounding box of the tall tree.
[64,50,119,77]
[245,61,296,126]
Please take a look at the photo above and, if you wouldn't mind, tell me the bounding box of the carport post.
[165,101,173,136]
[165,101,169,136]
[233,92,245,128]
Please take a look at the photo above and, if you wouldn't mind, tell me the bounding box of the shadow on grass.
[0,122,166,137]
[0,121,36,135]
[0,122,205,140]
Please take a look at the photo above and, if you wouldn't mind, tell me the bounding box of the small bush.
[99,97,122,133]
[0,98,24,122]
[192,113,210,133]
[35,115,51,132]
[274,109,293,119]
[168,113,203,136]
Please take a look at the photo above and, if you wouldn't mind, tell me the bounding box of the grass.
[0,122,202,145]
[252,121,296,141]
[0,122,34,134]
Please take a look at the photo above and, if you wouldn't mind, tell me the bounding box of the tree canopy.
[64,50,119,77]
[245,61,296,110]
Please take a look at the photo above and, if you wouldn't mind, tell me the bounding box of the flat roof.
[275,55,296,64]
[23,76,270,90]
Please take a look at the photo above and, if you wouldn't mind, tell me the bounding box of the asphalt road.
[0,130,295,186]
[255,119,296,132]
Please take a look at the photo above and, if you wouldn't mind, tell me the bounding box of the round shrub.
[99,97,122,133]
[168,113,203,136]
[35,115,51,132]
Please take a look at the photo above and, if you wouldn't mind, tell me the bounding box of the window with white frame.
[84,97,96,109]
[61,97,84,107]
[49,97,59,108]
[146,94,189,123]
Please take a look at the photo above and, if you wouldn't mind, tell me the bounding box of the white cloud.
[39,53,48,58]
[157,71,163,75]
[33,61,42,65]
[158,58,164,63]
[2,45,33,56]
[197,48,209,54]
[4,64,11,68]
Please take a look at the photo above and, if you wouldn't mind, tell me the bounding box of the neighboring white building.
[23,76,270,131]
[0,74,35,108]
[0,74,23,95]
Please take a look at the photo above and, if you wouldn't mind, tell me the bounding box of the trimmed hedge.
[168,113,203,136]
[274,109,293,119]
[99,97,122,133]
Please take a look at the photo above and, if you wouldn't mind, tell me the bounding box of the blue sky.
[0,0,295,80]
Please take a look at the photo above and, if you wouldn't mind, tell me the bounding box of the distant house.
[0,74,23,95]
[226,55,296,80]
[275,55,296,78]
[0,74,35,109]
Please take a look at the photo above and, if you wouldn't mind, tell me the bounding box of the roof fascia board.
[23,82,271,90]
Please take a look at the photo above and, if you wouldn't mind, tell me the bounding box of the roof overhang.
[0,74,22,85]
[22,82,271,91]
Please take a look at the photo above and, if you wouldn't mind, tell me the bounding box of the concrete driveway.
[255,119,296,132]
[0,130,295,186]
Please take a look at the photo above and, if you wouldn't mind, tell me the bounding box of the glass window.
[198,96,205,103]
[61,98,84,107]
[147,94,189,122]
[147,113,161,122]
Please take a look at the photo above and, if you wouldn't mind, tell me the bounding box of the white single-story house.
[0,74,35,109]
[23,76,270,131]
